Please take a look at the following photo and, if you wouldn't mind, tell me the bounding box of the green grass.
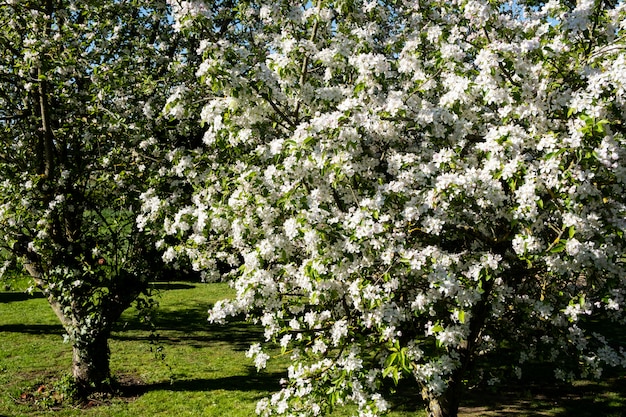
[0,279,281,417]
[1,278,624,417]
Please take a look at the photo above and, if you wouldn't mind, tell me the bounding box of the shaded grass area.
[0,278,624,416]
[457,378,626,417]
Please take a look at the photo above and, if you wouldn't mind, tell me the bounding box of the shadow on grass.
[121,371,284,399]
[459,377,626,417]
[112,320,263,351]
[381,374,626,416]
[148,282,197,291]
[0,291,45,303]
[556,378,626,417]
[113,300,263,351]
[0,323,64,335]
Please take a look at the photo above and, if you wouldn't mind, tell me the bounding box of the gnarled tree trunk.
[22,256,140,396]
[72,329,112,394]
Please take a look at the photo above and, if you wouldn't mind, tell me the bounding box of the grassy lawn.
[1,278,624,417]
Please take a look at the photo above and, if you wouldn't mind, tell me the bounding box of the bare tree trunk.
[72,329,112,394]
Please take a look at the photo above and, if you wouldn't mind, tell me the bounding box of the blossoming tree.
[0,0,203,394]
[142,0,626,415]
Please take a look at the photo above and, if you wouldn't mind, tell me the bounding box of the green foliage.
[383,341,413,385]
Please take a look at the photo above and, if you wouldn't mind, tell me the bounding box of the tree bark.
[22,257,71,327]
[22,257,116,395]
[37,66,55,179]
[422,375,462,417]
[72,329,112,395]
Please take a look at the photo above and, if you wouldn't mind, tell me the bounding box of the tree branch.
[37,67,55,179]
[250,83,297,129]
[294,0,322,123]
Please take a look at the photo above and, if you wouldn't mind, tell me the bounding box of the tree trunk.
[421,269,498,416]
[422,376,462,417]
[72,329,112,395]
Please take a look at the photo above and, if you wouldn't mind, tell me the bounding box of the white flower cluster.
[143,0,626,415]
[167,0,210,32]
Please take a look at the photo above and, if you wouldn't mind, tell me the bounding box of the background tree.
[142,0,626,416]
[0,0,202,394]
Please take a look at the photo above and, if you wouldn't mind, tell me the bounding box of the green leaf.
[383,366,400,385]
[385,352,398,368]
[354,82,366,94]
[596,119,609,134]
[550,241,565,253]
